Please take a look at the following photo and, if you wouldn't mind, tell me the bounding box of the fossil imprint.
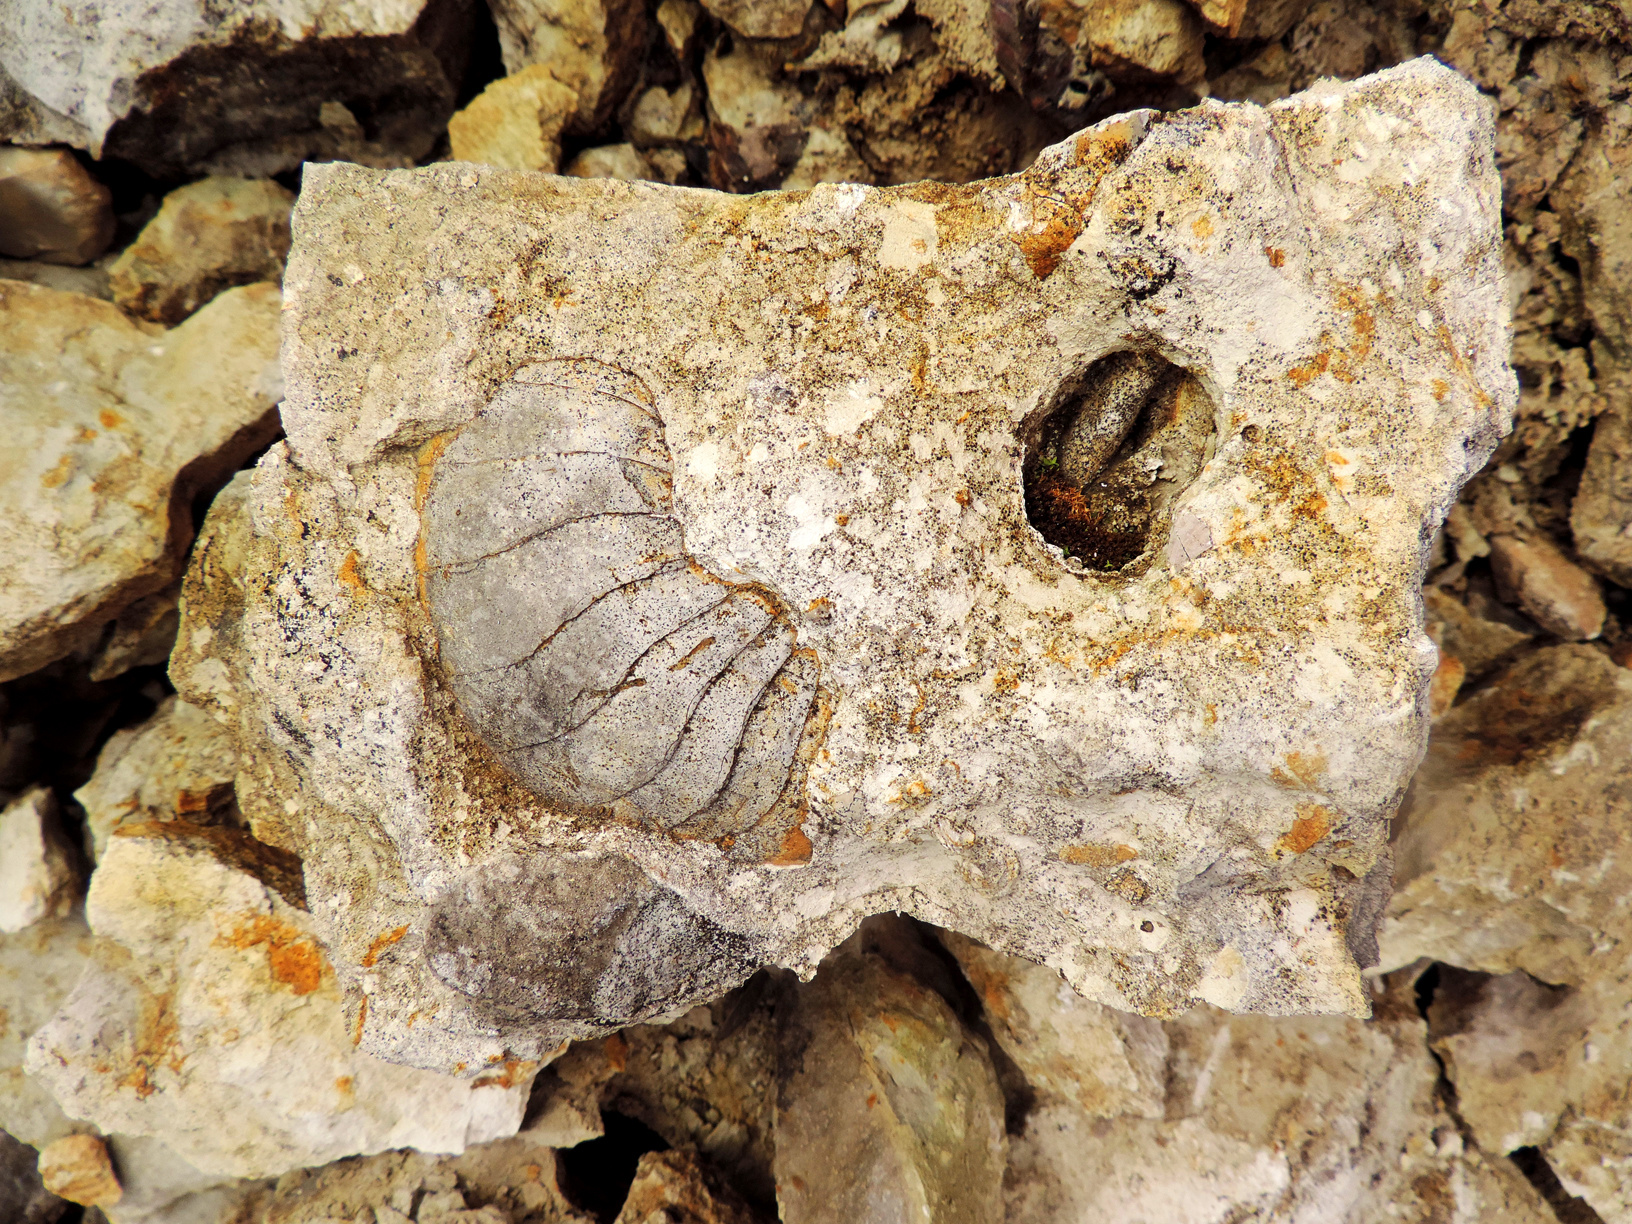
[243,61,1513,1074]
[421,362,822,856]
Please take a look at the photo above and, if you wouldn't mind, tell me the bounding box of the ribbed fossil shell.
[419,361,820,848]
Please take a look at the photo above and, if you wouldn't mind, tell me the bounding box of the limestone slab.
[247,59,1510,1072]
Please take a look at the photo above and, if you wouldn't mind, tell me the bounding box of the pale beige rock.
[0,0,474,177]
[941,931,1166,1119]
[1488,533,1605,640]
[24,825,534,1179]
[253,62,1510,1072]
[1383,644,1632,985]
[774,924,1007,1224]
[0,256,109,297]
[999,961,1555,1224]
[1572,404,1632,589]
[914,0,1006,89]
[779,126,872,189]
[169,472,255,728]
[74,695,240,861]
[87,580,182,682]
[37,1134,121,1207]
[0,915,92,1147]
[1082,0,1207,84]
[700,0,813,39]
[0,281,282,683]
[614,1150,757,1224]
[627,83,702,149]
[485,0,648,135]
[0,787,78,932]
[0,146,112,265]
[657,0,703,61]
[109,177,292,326]
[1188,0,1248,35]
[448,65,578,173]
[562,143,652,181]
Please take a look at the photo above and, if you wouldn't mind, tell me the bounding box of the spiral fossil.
[418,361,821,853]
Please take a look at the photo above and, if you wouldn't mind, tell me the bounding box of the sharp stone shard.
[239,58,1513,1073]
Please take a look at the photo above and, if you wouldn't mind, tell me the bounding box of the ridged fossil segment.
[420,362,821,856]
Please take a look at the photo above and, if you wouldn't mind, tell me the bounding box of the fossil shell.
[420,361,821,846]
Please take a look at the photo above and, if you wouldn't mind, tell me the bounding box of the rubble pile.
[2,1,1631,1222]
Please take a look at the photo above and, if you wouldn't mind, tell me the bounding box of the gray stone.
[0,0,476,178]
[237,60,1508,1073]
[0,1130,65,1224]
[0,146,112,265]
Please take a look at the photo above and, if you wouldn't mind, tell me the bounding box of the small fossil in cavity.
[1049,349,1169,489]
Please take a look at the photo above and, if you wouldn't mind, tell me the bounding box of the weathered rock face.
[0,787,78,932]
[0,281,283,684]
[0,0,475,178]
[0,146,113,266]
[484,0,648,136]
[109,177,294,326]
[238,58,1510,1074]
[74,695,241,860]
[24,825,534,1179]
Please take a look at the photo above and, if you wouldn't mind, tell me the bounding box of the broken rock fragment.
[24,825,533,1179]
[248,59,1510,1073]
[0,0,476,177]
[0,146,113,265]
[0,787,78,932]
[36,1134,120,1208]
[109,177,293,325]
[1488,532,1605,640]
[448,65,579,173]
[485,0,648,135]
[0,281,282,683]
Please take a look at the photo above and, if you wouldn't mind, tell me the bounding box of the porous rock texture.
[0,281,283,684]
[229,56,1516,1076]
[0,0,475,178]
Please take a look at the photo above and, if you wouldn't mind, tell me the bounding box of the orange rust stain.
[1431,378,1449,401]
[217,913,328,995]
[1271,750,1327,790]
[907,680,928,734]
[669,635,717,671]
[769,825,813,866]
[337,550,365,593]
[865,1093,879,1108]
[1019,211,1086,279]
[1204,703,1218,726]
[361,925,409,968]
[992,666,1020,692]
[415,433,452,510]
[1265,246,1286,268]
[98,409,124,429]
[118,990,186,1099]
[1059,843,1139,867]
[604,1033,629,1072]
[334,1075,355,1103]
[1277,803,1333,855]
[1192,215,1214,240]
[473,1057,531,1089]
[352,996,368,1047]
[1287,349,1332,388]
[39,454,73,489]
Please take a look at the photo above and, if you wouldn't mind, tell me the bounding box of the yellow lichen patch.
[1276,803,1333,855]
[414,433,452,511]
[98,408,125,429]
[473,1056,534,1089]
[217,912,329,995]
[1059,843,1139,867]
[39,453,73,489]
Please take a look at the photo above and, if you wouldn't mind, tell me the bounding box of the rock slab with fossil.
[223,58,1512,1074]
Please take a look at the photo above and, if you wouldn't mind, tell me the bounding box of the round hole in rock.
[1022,350,1214,573]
